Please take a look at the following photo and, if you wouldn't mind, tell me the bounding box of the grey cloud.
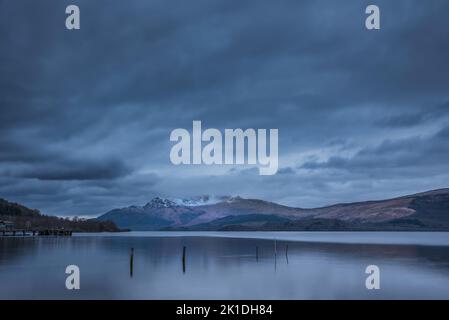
[377,101,449,128]
[301,125,449,174]
[277,167,296,175]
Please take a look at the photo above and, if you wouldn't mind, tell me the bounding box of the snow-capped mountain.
[96,195,297,230]
[144,197,179,209]
[97,197,203,230]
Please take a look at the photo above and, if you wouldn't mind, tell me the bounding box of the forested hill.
[0,198,120,232]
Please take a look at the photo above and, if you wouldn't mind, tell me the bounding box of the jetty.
[0,229,73,237]
[1,220,73,237]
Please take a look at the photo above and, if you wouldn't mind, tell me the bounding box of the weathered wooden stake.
[256,246,259,262]
[274,239,277,271]
[285,244,289,264]
[130,248,134,278]
[274,239,277,256]
[182,246,186,273]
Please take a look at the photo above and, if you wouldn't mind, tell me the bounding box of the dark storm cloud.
[14,158,131,181]
[1,0,449,215]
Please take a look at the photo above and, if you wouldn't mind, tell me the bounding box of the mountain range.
[96,188,449,231]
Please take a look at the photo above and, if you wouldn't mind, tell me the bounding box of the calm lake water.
[1,231,449,299]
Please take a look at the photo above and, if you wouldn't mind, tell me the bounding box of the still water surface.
[1,232,449,299]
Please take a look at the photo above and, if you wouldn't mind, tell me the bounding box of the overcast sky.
[1,0,449,216]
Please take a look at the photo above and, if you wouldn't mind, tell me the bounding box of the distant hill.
[97,189,449,231]
[0,198,120,232]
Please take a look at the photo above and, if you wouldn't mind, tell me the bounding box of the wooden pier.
[0,229,73,237]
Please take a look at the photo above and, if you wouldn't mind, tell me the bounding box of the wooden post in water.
[130,248,134,278]
[256,246,259,262]
[285,244,289,264]
[182,246,186,273]
[274,239,277,271]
